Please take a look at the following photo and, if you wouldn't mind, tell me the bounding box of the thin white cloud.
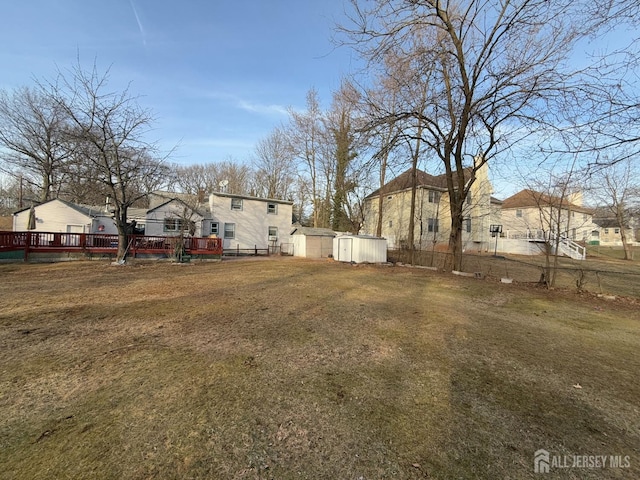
[129,0,146,46]
[188,88,288,117]
[237,100,288,117]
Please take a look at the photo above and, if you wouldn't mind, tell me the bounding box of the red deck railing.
[0,231,223,261]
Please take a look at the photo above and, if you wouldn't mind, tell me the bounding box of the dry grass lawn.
[0,257,638,479]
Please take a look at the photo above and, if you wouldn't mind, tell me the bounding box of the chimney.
[209,193,215,216]
[568,191,583,207]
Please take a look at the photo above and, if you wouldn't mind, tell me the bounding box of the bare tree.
[327,81,360,232]
[288,89,327,227]
[339,0,596,270]
[359,72,405,238]
[0,86,73,202]
[54,62,169,262]
[251,127,296,199]
[173,158,252,196]
[590,159,639,260]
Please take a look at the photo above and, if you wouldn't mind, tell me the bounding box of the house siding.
[145,200,204,237]
[501,206,595,242]
[208,193,293,250]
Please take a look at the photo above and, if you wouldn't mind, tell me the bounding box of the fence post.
[24,232,31,262]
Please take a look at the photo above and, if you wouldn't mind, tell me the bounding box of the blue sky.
[0,0,356,165]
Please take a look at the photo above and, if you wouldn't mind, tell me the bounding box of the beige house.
[591,209,639,246]
[361,162,497,251]
[500,189,596,243]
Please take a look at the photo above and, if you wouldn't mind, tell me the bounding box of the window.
[428,190,440,203]
[604,228,609,234]
[615,228,620,234]
[224,223,235,239]
[389,220,393,228]
[267,202,277,214]
[268,226,278,238]
[465,217,471,233]
[583,214,588,221]
[428,218,439,233]
[210,222,219,235]
[231,198,243,210]
[516,209,523,218]
[164,218,183,232]
[466,192,472,204]
[164,218,194,233]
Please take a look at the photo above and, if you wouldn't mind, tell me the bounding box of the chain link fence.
[388,248,640,299]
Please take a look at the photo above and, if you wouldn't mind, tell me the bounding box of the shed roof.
[290,226,336,236]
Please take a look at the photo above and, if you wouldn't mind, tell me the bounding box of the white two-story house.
[206,192,293,251]
[146,191,293,251]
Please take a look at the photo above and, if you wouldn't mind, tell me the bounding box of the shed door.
[321,236,333,258]
[338,237,352,262]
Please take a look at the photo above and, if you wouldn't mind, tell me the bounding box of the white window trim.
[224,223,235,239]
[231,198,243,211]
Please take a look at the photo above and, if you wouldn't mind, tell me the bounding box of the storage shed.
[290,226,336,258]
[333,234,387,263]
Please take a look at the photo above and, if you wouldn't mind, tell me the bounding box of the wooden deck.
[0,231,223,261]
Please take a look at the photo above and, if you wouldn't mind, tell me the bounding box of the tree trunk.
[114,208,129,263]
[447,211,464,272]
[407,126,422,265]
[620,226,632,260]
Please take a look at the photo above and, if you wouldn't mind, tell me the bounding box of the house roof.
[592,218,624,228]
[365,167,472,199]
[501,189,594,214]
[149,191,201,209]
[13,198,112,218]
[146,198,205,217]
[128,208,148,220]
[592,207,631,229]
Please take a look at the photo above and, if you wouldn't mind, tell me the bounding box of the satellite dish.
[219,180,229,187]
